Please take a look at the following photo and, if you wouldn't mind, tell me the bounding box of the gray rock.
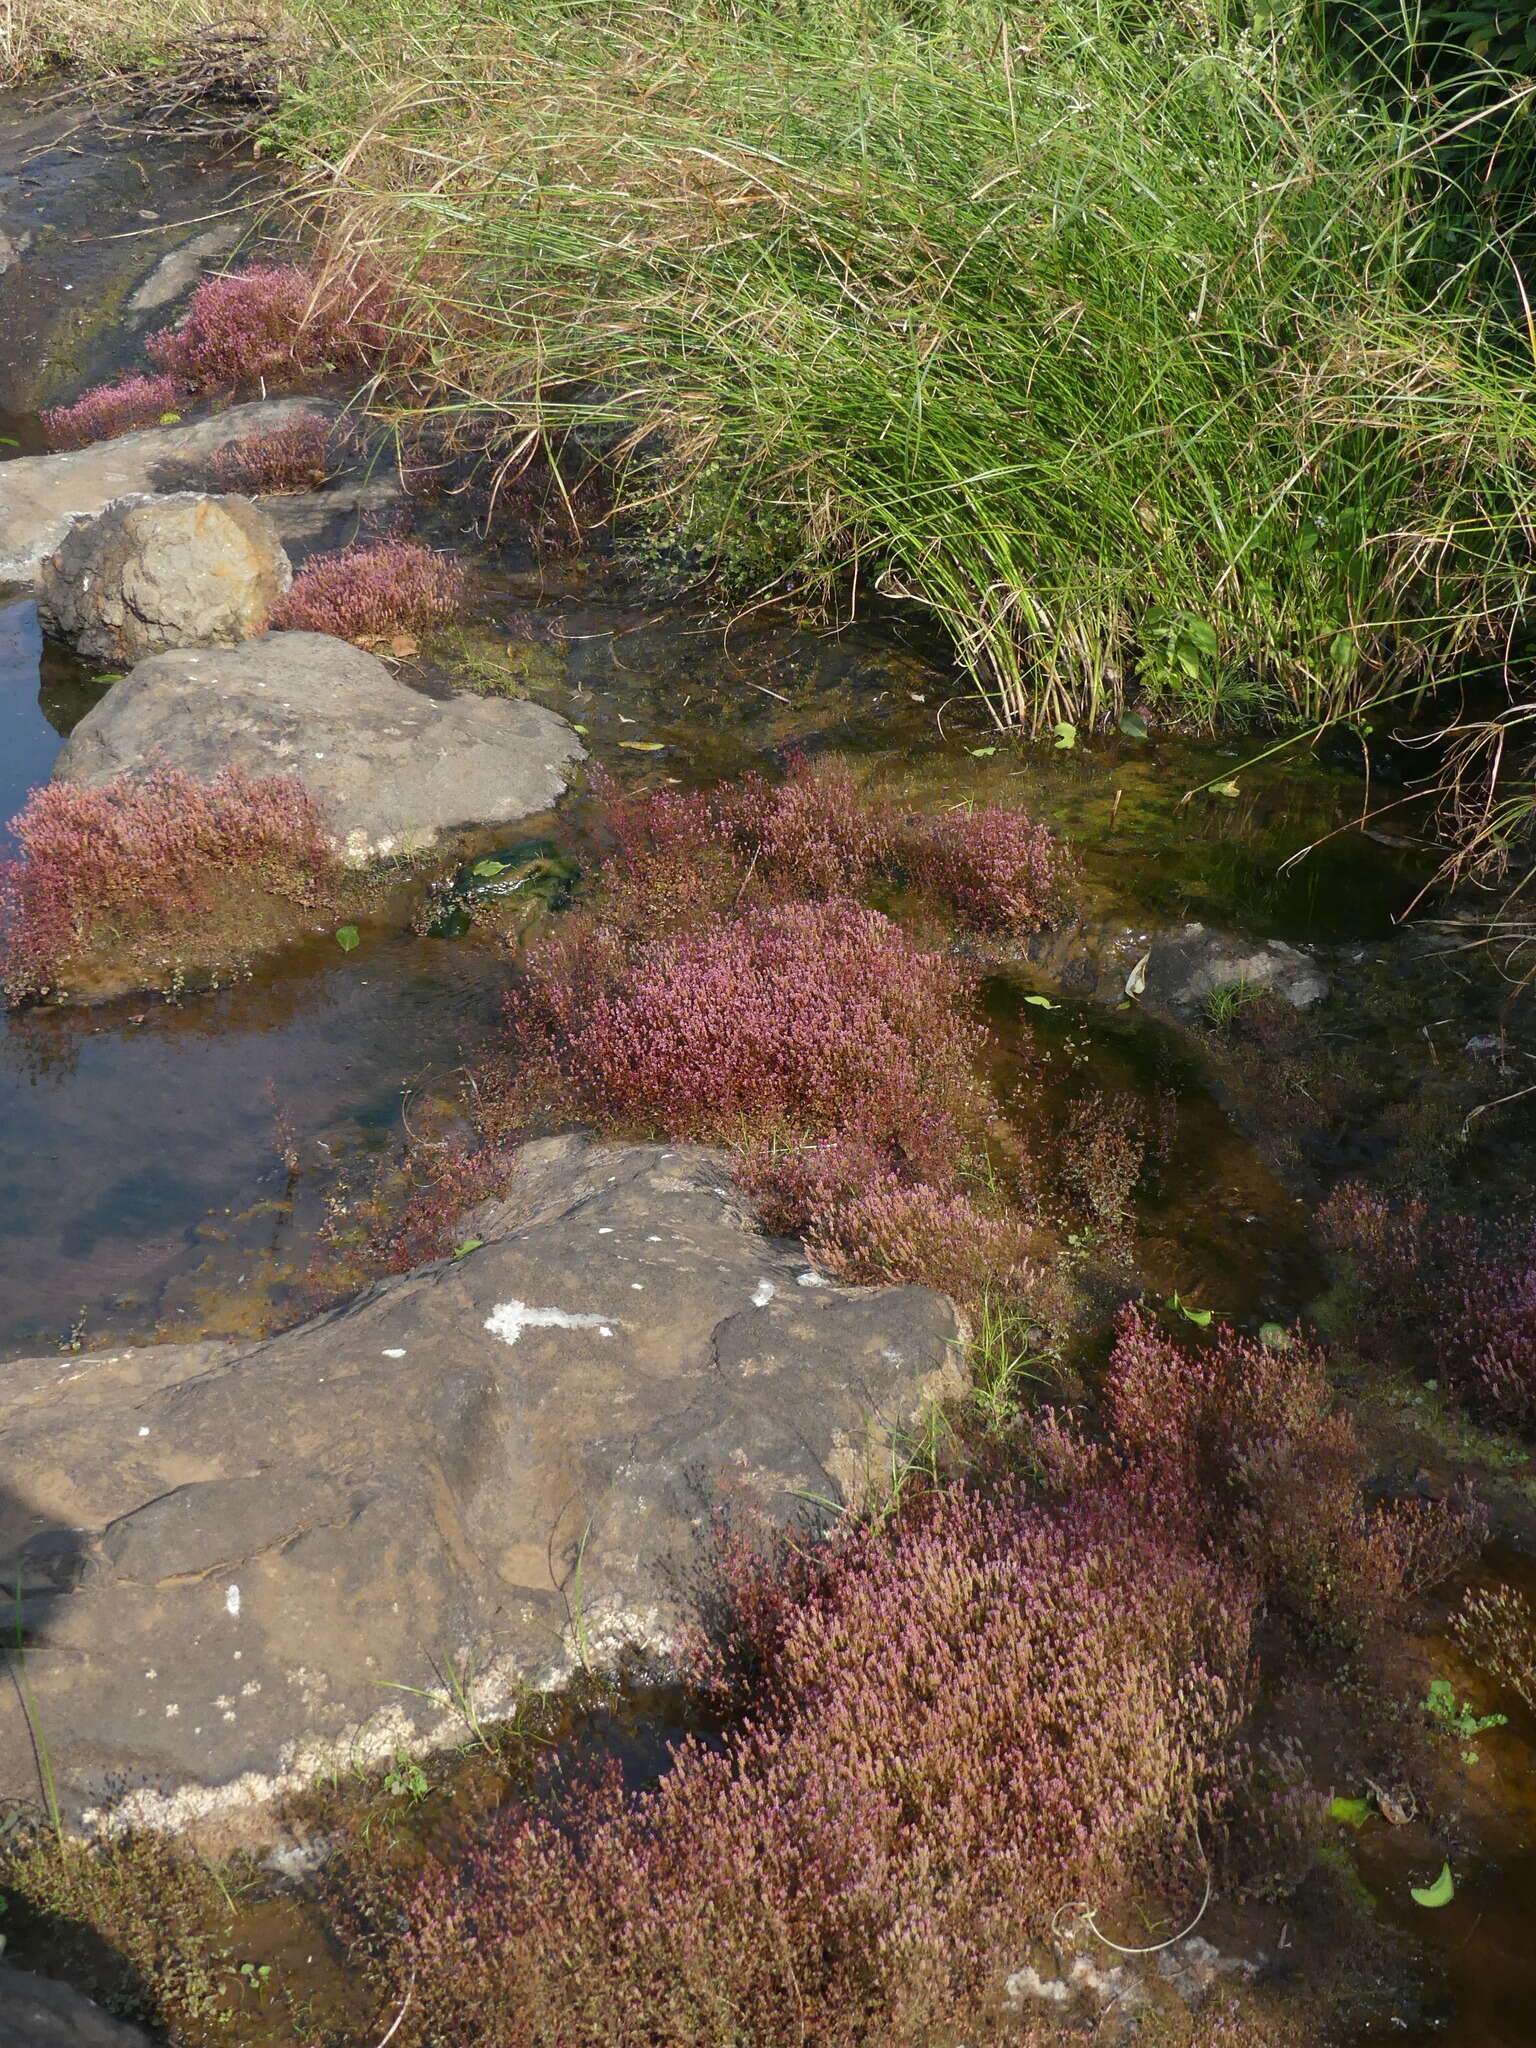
[125,225,241,314]
[260,477,412,567]
[0,1968,152,2048]
[0,401,333,584]
[37,492,292,665]
[1026,918,1328,1016]
[0,1138,965,1843]
[51,630,584,863]
[1155,923,1330,1013]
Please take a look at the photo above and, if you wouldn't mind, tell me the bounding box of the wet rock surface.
[51,628,585,862]
[1028,914,1329,1017]
[0,400,336,583]
[37,491,291,663]
[0,1137,964,1838]
[0,92,276,418]
[0,1967,154,2048]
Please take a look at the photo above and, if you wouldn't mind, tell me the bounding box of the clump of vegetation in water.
[0,768,343,1001]
[333,1308,1462,2047]
[1320,1182,1536,1434]
[487,760,1067,1298]
[271,537,467,643]
[286,0,1536,730]
[145,261,398,393]
[40,372,185,449]
[203,412,340,494]
[365,1474,1252,2046]
[1034,1307,1480,1646]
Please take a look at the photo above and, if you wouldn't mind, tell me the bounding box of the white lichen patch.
[484,1299,614,1348]
[752,1279,776,1307]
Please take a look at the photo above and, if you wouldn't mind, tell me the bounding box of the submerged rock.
[0,1967,154,2048]
[37,492,292,664]
[50,630,584,863]
[0,1137,964,1843]
[0,400,337,585]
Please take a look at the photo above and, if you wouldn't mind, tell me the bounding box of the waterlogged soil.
[3,95,1536,2048]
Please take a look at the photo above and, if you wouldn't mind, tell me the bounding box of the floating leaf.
[1410,1863,1455,1909]
[335,925,360,952]
[618,740,667,752]
[1329,1795,1372,1829]
[1259,1321,1293,1352]
[1052,721,1077,750]
[572,722,589,734]
[1124,950,1150,999]
[1024,995,1060,1010]
[1171,1292,1213,1327]
[1118,710,1149,740]
[1210,780,1241,798]
[968,746,997,758]
[471,859,510,878]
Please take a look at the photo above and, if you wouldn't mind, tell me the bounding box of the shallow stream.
[1,86,1534,2048]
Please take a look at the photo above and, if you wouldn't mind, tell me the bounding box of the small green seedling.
[382,1755,430,1802]
[1169,1292,1214,1327]
[1422,1678,1506,1751]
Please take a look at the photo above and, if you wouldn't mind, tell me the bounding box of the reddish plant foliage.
[1038,1308,1480,1638]
[145,263,395,393]
[40,374,185,450]
[0,769,340,997]
[588,758,1071,938]
[494,765,1075,1296]
[270,539,467,642]
[380,1481,1250,2048]
[204,414,337,495]
[802,1177,1045,1300]
[893,802,1072,932]
[510,899,984,1180]
[1321,1182,1536,1435]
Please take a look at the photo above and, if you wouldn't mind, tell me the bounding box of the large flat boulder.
[50,630,584,863]
[0,401,335,585]
[0,1138,964,1842]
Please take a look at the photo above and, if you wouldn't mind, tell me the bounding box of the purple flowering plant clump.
[41,374,186,450]
[0,769,341,999]
[271,539,467,643]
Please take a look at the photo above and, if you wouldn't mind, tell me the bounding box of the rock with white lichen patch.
[0,1137,964,1846]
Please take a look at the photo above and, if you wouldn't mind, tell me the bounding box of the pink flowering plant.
[271,539,467,643]
[1321,1181,1536,1435]
[368,1477,1251,2048]
[0,768,342,999]
[145,262,398,392]
[491,760,1074,1299]
[41,374,186,450]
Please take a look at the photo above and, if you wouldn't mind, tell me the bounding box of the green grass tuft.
[273,0,1536,729]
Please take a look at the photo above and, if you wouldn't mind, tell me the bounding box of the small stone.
[38,491,291,665]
